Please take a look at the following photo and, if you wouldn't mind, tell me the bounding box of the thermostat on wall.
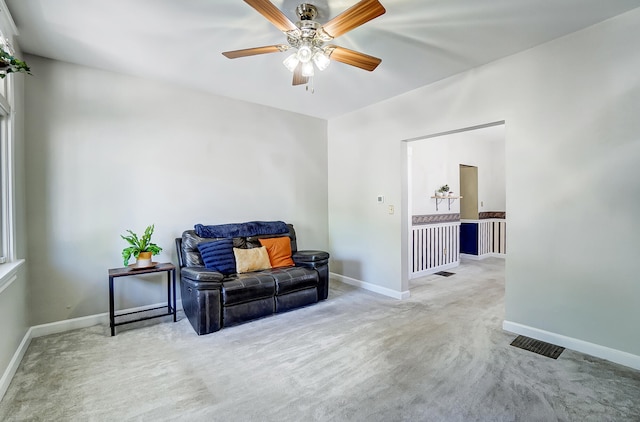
[377,195,384,203]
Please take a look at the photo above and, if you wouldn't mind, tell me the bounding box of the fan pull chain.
[306,77,315,94]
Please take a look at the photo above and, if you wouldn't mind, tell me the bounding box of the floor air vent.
[510,335,565,359]
[435,271,455,277]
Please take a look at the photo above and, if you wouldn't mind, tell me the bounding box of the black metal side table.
[108,262,176,336]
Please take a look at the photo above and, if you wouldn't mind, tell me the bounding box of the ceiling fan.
[222,0,386,86]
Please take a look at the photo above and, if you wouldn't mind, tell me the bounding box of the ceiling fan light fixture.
[296,45,313,63]
[301,61,315,77]
[312,51,331,71]
[283,53,300,72]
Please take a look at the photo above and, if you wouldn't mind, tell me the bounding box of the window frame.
[0,86,14,264]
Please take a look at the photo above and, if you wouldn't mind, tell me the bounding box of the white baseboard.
[503,320,640,371]
[30,313,108,338]
[461,253,506,261]
[483,253,506,259]
[0,327,32,402]
[0,300,183,402]
[30,300,182,338]
[331,272,410,300]
[410,261,459,279]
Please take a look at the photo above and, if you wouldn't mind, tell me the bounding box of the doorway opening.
[402,121,506,292]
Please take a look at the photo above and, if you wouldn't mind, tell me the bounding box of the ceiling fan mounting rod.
[285,3,333,50]
[296,4,318,21]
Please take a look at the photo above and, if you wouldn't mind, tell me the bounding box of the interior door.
[459,164,478,219]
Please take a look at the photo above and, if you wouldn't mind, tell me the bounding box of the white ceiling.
[5,0,640,119]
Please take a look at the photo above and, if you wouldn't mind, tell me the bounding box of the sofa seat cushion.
[222,273,275,306]
[223,298,274,327]
[269,267,318,296]
[275,288,317,313]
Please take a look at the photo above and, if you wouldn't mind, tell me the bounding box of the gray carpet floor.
[1,258,639,421]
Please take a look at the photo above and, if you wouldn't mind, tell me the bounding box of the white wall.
[24,55,328,325]
[328,7,640,359]
[410,125,506,216]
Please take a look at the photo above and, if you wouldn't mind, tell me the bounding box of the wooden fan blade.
[244,0,297,32]
[292,63,309,86]
[322,0,386,39]
[327,46,382,71]
[222,45,288,59]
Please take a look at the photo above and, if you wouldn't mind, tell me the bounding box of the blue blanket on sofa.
[194,221,289,239]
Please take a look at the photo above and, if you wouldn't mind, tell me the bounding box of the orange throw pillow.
[259,237,295,268]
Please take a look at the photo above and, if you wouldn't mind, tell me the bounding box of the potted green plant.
[120,224,163,267]
[436,184,450,197]
[0,40,31,79]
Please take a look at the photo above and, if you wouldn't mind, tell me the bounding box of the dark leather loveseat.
[176,221,329,335]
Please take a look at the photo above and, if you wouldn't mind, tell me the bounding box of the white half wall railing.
[479,218,506,255]
[411,222,460,278]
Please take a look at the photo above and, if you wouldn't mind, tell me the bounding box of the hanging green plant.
[0,41,31,78]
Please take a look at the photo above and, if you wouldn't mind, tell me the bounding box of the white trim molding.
[30,313,109,339]
[0,258,23,293]
[0,325,30,401]
[0,300,182,402]
[0,0,18,36]
[503,320,640,371]
[331,272,410,300]
[460,253,505,261]
[30,300,183,338]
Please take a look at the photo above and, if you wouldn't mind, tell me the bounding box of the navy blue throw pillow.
[197,239,236,275]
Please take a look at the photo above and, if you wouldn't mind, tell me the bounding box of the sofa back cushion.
[259,237,295,268]
[198,239,236,275]
[179,224,298,268]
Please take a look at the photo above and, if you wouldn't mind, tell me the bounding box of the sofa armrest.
[181,266,224,286]
[180,269,224,335]
[292,250,330,300]
[292,250,329,266]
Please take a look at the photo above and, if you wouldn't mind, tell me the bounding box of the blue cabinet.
[460,222,478,255]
